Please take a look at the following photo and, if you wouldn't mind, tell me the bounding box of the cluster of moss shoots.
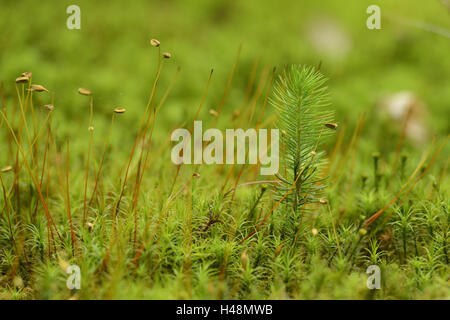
[0,44,448,299]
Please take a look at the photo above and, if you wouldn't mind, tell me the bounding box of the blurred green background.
[0,0,449,153]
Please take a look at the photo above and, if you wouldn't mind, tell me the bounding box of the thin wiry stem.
[83,96,94,226]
